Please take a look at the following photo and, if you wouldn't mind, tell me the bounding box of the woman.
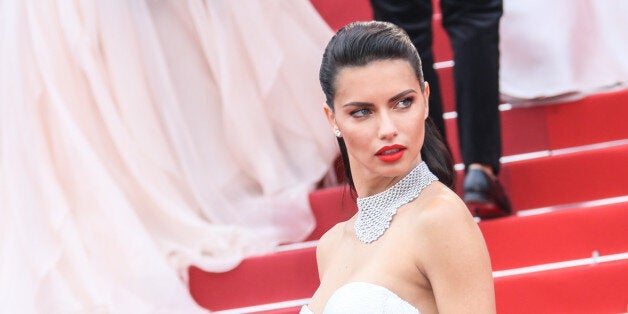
[302,21,495,313]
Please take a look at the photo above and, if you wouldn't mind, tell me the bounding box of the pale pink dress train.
[0,0,337,312]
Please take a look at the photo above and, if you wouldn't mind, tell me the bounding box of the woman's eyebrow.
[389,89,416,103]
[342,89,417,108]
[342,101,373,108]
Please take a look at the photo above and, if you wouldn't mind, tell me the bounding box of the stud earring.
[334,129,342,138]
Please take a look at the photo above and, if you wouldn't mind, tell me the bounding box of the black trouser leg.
[441,0,503,174]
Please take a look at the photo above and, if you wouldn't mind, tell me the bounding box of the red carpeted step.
[188,247,318,312]
[503,143,628,211]
[546,88,628,150]
[481,202,628,271]
[309,0,372,31]
[495,259,628,314]
[305,185,356,241]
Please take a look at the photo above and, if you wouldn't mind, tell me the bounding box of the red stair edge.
[494,259,628,314]
[502,142,628,210]
[480,201,628,270]
[545,88,628,150]
[188,247,318,312]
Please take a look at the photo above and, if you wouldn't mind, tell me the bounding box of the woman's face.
[326,59,430,182]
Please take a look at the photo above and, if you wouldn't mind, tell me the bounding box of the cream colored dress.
[0,0,337,312]
[301,282,420,314]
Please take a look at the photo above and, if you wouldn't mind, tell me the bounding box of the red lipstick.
[376,144,406,162]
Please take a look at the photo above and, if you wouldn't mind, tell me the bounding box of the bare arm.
[315,222,344,281]
[307,223,345,313]
[416,194,495,313]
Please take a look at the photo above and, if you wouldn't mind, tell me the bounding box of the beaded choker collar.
[355,162,437,244]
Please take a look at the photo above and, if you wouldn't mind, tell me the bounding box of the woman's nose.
[378,113,398,140]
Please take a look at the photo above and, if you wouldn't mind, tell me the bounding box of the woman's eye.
[396,97,413,109]
[350,108,371,117]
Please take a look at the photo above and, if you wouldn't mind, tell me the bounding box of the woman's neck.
[352,160,423,198]
[356,175,400,198]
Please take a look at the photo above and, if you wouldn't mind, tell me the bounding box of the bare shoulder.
[406,181,489,276]
[317,221,345,253]
[315,220,347,278]
[410,181,476,232]
[409,182,495,312]
[413,183,485,256]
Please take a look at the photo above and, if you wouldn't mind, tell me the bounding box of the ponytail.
[421,117,455,188]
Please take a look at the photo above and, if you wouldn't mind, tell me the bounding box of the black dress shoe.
[463,169,512,219]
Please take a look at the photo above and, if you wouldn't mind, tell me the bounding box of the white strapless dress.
[302,282,420,313]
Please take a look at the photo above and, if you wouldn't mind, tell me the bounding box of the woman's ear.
[323,105,337,130]
[423,81,430,120]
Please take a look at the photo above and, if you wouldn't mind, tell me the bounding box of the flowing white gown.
[0,0,337,312]
[500,0,628,105]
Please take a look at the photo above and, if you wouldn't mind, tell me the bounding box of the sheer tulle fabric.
[500,0,628,105]
[0,0,337,312]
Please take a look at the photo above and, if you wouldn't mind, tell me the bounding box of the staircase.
[188,1,628,313]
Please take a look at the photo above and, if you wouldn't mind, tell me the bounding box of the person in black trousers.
[370,0,512,218]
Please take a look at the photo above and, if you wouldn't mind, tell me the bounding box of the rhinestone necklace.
[355,162,438,244]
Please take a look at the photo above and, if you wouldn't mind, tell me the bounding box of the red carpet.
[187,1,628,313]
